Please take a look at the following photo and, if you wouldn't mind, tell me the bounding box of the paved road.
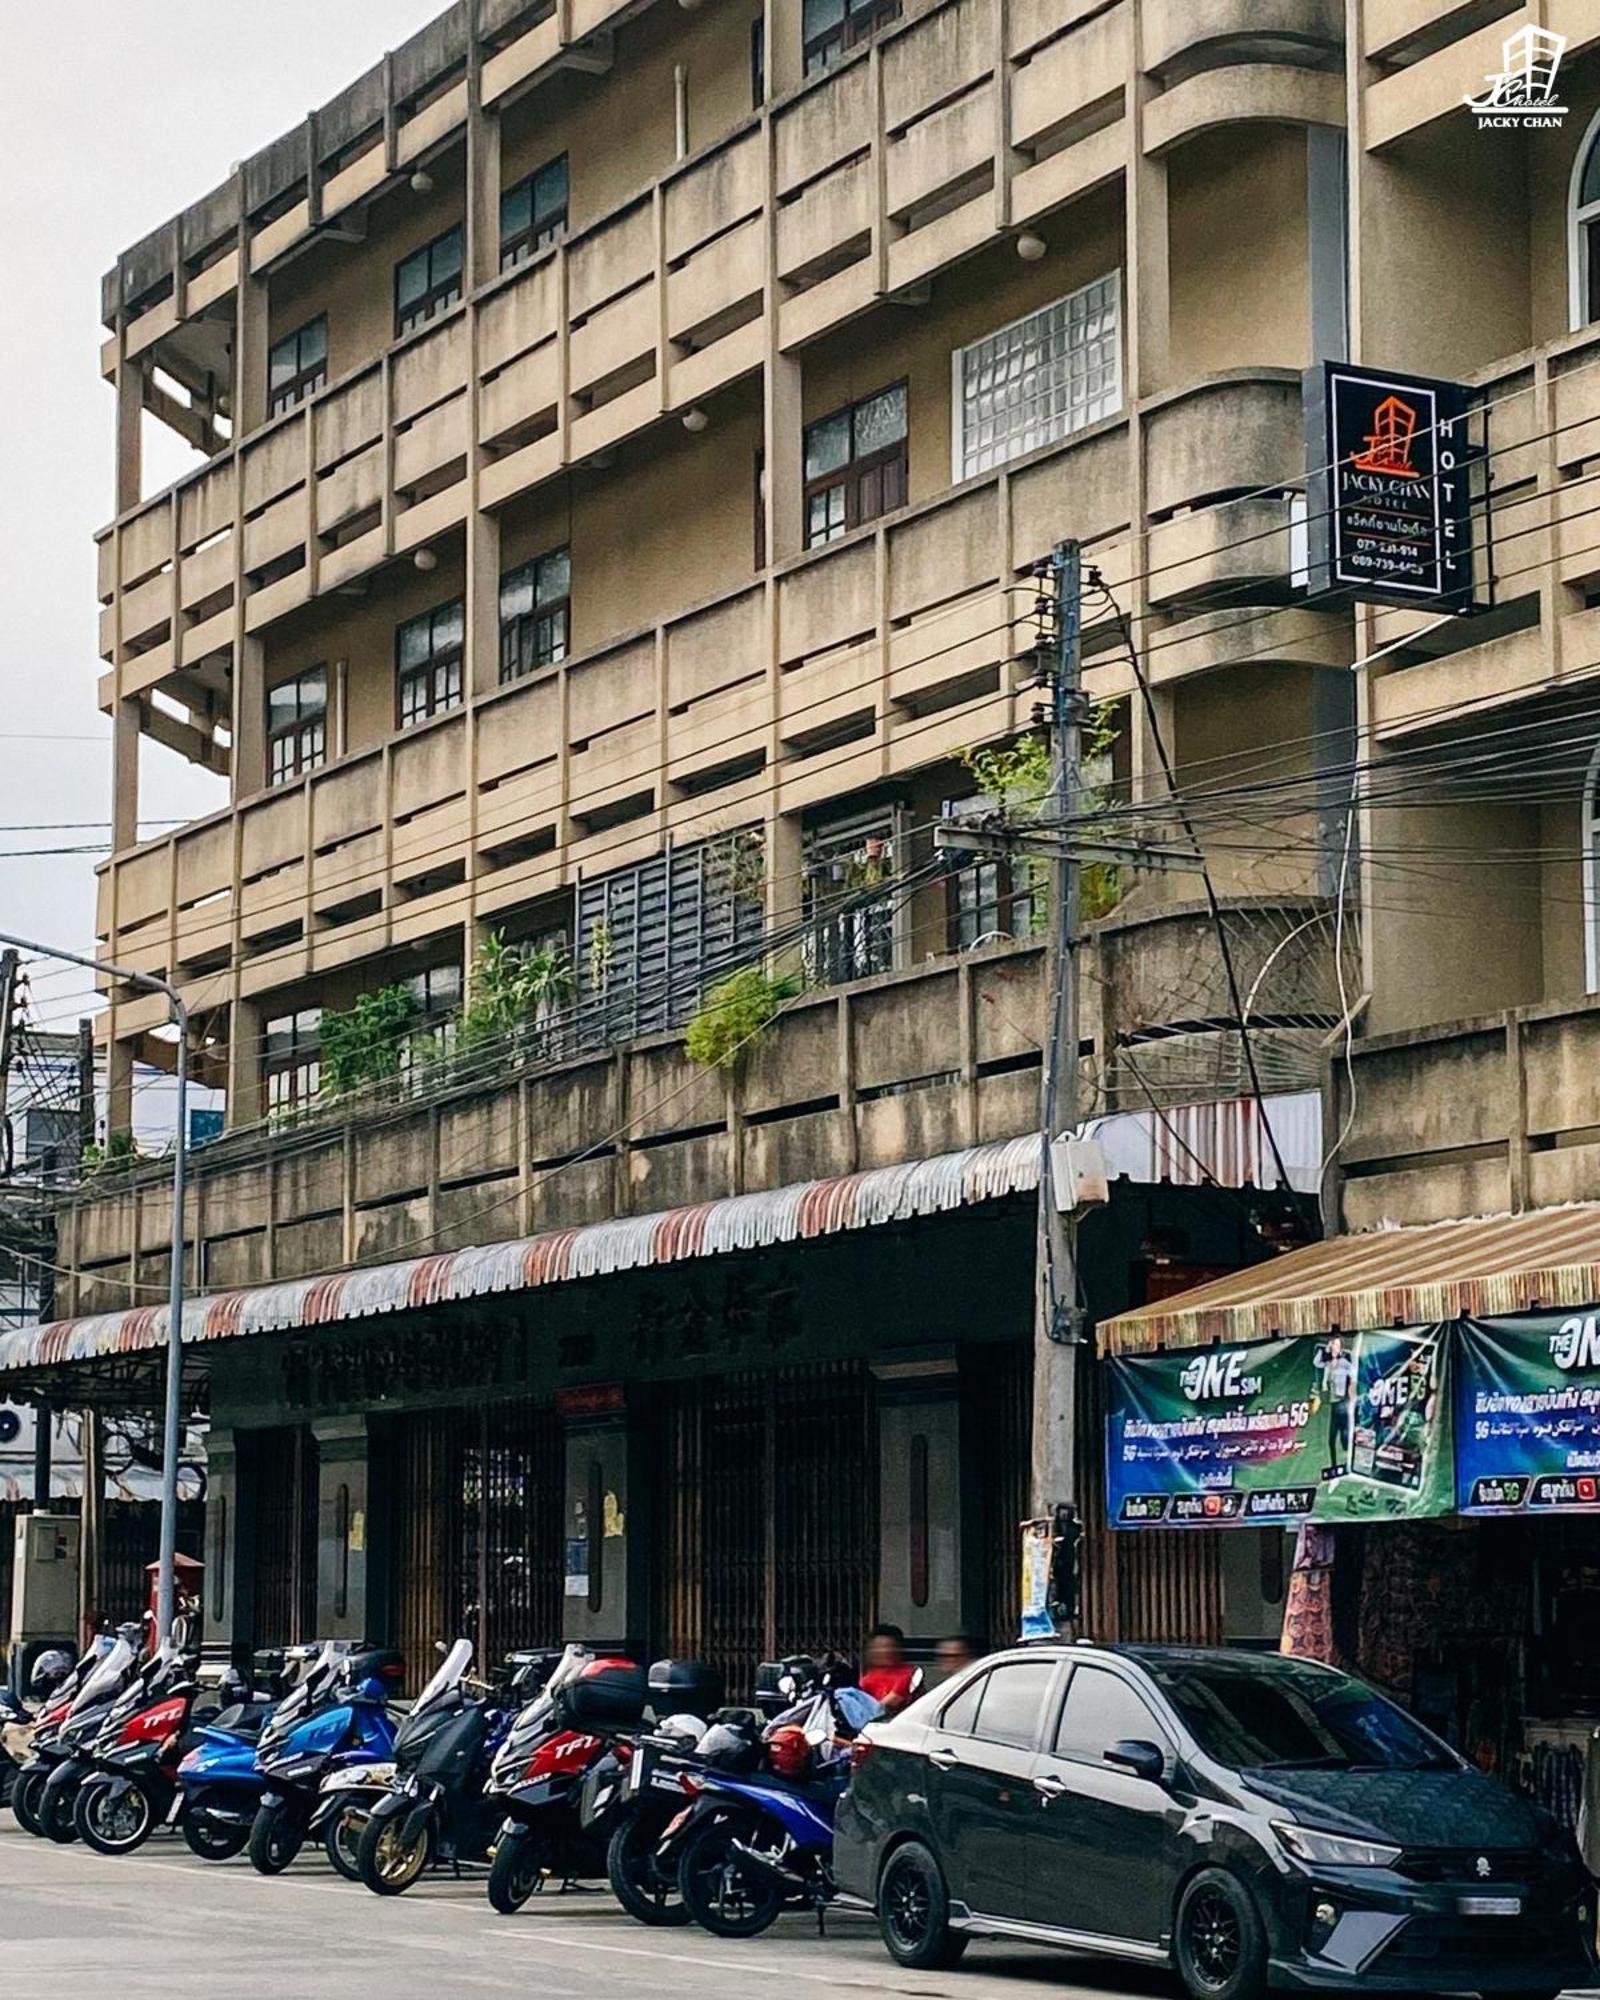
[0,1823,1180,2000]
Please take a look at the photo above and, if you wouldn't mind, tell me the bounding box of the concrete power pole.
[0,949,19,1180]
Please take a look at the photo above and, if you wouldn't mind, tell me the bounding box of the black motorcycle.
[356,1640,538,1896]
[33,1631,143,1843]
[591,1659,724,1928]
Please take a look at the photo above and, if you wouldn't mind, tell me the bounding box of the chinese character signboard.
[1457,1312,1600,1514]
[1105,1328,1453,1528]
[1304,361,1479,610]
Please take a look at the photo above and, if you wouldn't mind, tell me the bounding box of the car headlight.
[1274,1821,1402,1869]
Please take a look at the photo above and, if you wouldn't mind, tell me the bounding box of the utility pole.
[77,1017,96,1160]
[0,949,19,1180]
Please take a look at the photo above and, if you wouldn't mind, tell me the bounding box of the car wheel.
[878,1842,969,1970]
[1174,1869,1268,2000]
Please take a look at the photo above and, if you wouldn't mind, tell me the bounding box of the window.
[750,16,766,107]
[268,316,328,417]
[954,274,1121,481]
[501,156,569,271]
[1572,110,1600,329]
[499,548,570,682]
[948,1659,1056,1749]
[23,1108,78,1180]
[804,383,907,547]
[264,1008,322,1121]
[396,600,465,727]
[395,225,464,336]
[803,810,899,983]
[267,667,328,786]
[944,793,1037,948]
[1053,1667,1165,1763]
[802,0,900,73]
[400,962,463,1070]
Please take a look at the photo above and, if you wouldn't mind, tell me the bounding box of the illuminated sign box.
[1304,361,1481,611]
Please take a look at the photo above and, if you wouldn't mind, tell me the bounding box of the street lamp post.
[0,931,188,1643]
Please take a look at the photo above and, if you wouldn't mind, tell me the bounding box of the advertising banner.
[1106,1327,1452,1528]
[1457,1312,1600,1514]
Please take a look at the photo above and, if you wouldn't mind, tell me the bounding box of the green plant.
[709,827,766,905]
[457,931,574,1052]
[586,919,614,993]
[685,965,803,1072]
[81,1128,137,1177]
[320,984,417,1099]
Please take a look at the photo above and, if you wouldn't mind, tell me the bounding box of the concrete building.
[14,0,1595,1686]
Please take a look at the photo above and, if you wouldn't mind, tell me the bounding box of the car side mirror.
[1104,1738,1166,1783]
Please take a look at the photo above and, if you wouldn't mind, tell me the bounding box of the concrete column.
[312,1415,371,1642]
[872,1351,976,1643]
[766,0,803,97]
[201,1426,254,1666]
[111,697,141,851]
[228,996,264,1130]
[106,1036,135,1139]
[1307,125,1349,367]
[232,634,267,800]
[234,272,271,442]
[114,361,144,515]
[764,351,804,567]
[561,1401,647,1655]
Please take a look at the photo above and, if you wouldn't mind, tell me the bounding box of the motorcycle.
[0,1647,74,1809]
[248,1641,404,1875]
[356,1639,538,1896]
[71,1638,200,1855]
[590,1659,725,1929]
[482,1646,639,1916]
[35,1631,144,1844]
[666,1666,880,1939]
[9,1639,118,1834]
[170,1660,287,1862]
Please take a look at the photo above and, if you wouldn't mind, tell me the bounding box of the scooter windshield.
[412,1638,474,1717]
[263,1639,342,1741]
[70,1637,134,1714]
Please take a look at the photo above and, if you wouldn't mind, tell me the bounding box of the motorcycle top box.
[646,1659,723,1716]
[555,1657,647,1729]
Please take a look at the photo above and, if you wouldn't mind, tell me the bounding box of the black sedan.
[834,1643,1596,2000]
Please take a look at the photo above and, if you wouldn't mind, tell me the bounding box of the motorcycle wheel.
[10,1767,47,1838]
[76,1776,156,1857]
[248,1801,307,1875]
[323,1801,371,1882]
[42,1778,81,1845]
[608,1814,693,1928]
[487,1827,550,1915]
[182,1812,250,1862]
[677,1817,786,1939]
[357,1808,433,1896]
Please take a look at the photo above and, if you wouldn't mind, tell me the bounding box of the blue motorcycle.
[668,1674,880,1938]
[170,1653,297,1861]
[248,1642,404,1875]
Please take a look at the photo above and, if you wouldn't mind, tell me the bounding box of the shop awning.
[0,1134,1042,1382]
[1099,1200,1600,1356]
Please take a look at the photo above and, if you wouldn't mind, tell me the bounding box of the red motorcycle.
[72,1642,199,1856]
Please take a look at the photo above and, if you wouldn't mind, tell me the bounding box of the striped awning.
[0,1134,1041,1379]
[1099,1201,1600,1355]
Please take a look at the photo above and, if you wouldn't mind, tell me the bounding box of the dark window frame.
[499,546,571,683]
[501,154,570,270]
[803,381,908,549]
[396,599,466,728]
[263,1007,323,1121]
[268,315,328,417]
[395,224,465,336]
[943,793,1036,947]
[267,666,329,787]
[802,0,900,73]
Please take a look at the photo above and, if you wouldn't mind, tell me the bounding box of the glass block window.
[499,547,571,682]
[804,382,908,548]
[268,316,327,417]
[267,667,328,786]
[264,1008,322,1121]
[953,272,1122,480]
[395,225,464,336]
[501,156,569,270]
[396,600,465,727]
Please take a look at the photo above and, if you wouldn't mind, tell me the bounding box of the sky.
[0,2,446,1031]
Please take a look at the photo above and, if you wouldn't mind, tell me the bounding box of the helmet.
[216,1667,252,1708]
[28,1649,72,1696]
[697,1721,763,1773]
[766,1724,811,1780]
[657,1712,705,1746]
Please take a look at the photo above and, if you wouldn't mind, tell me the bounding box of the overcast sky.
[0,2,445,1029]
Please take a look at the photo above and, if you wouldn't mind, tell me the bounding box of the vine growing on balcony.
[319,984,417,1099]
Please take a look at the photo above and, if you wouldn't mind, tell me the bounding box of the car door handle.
[928,1746,962,1769]
[1033,1773,1068,1799]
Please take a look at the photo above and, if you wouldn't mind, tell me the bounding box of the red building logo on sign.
[1350,394,1422,478]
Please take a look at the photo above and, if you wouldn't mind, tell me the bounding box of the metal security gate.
[972,1341,1031,1649]
[245,1425,319,1649]
[387,1398,563,1686]
[657,1362,876,1697]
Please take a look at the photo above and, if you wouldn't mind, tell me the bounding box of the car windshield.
[1141,1657,1456,1773]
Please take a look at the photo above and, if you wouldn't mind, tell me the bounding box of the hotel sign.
[1304,362,1479,611]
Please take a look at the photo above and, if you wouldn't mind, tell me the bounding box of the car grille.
[1398,1848,1542,1882]
[1376,1913,1573,1975]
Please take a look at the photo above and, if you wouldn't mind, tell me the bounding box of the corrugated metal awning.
[0,1135,1040,1379]
[1083,1091,1320,1194]
[1099,1202,1600,1355]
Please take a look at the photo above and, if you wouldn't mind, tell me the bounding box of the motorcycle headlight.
[1274,1822,1402,1869]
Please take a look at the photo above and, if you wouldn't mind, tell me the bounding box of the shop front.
[1097,1204,1600,1846]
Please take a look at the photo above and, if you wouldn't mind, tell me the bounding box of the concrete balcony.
[1334,994,1600,1231]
